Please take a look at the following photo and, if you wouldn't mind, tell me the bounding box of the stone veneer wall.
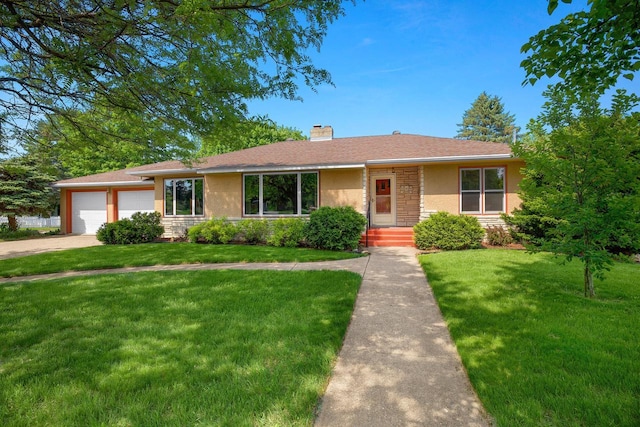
[161,217,209,239]
[369,166,421,227]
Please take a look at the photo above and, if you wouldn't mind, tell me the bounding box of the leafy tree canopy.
[0,0,351,154]
[455,92,517,143]
[521,0,640,95]
[0,156,57,231]
[198,119,306,156]
[512,88,640,297]
[24,106,192,178]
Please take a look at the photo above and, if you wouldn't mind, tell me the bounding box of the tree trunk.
[7,215,18,231]
[584,263,595,298]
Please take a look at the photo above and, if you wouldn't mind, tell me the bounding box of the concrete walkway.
[315,247,490,426]
[0,245,490,426]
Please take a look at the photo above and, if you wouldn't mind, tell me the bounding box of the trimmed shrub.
[305,206,366,251]
[235,219,269,245]
[267,218,306,247]
[485,225,514,246]
[188,217,237,244]
[413,211,484,251]
[97,211,164,245]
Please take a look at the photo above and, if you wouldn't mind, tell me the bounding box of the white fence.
[0,216,61,228]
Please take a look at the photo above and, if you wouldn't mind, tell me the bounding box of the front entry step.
[361,227,415,247]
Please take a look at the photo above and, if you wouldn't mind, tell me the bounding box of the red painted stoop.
[361,227,416,247]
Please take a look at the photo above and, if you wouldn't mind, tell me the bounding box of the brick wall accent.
[369,166,421,227]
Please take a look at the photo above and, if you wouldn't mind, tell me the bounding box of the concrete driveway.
[0,235,101,260]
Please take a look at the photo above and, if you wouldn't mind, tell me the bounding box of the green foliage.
[502,202,561,245]
[413,212,484,251]
[267,218,307,248]
[419,250,640,426]
[484,225,514,246]
[0,1,350,151]
[235,219,269,245]
[455,92,518,143]
[24,112,191,178]
[198,119,306,156]
[0,156,56,231]
[513,88,640,296]
[522,0,640,95]
[305,206,366,251]
[0,222,40,240]
[187,217,237,244]
[96,212,164,245]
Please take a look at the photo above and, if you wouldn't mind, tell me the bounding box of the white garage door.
[72,191,107,234]
[118,190,155,220]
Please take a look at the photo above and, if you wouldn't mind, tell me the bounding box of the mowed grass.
[0,243,362,278]
[418,250,640,427]
[0,269,361,426]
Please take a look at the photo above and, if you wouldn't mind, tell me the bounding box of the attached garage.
[117,190,155,220]
[72,191,107,234]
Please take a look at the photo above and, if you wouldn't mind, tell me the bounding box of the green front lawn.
[419,250,640,426]
[0,269,361,426]
[0,243,362,278]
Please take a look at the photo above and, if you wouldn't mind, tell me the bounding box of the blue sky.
[248,0,591,138]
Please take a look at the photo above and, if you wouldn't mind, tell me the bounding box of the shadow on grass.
[419,250,640,427]
[0,269,361,426]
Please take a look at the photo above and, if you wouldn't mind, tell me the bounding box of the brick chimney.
[310,124,333,141]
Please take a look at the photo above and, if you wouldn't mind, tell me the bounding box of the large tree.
[24,107,192,178]
[521,0,640,95]
[0,156,56,231]
[198,119,306,156]
[512,89,640,297]
[0,1,350,154]
[455,92,517,143]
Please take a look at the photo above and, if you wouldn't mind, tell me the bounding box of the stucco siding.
[506,161,525,213]
[422,161,524,217]
[207,173,243,218]
[154,177,165,214]
[423,164,459,214]
[320,169,363,212]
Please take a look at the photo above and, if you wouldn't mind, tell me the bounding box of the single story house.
[54,125,525,241]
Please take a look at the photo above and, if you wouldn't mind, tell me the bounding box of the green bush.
[0,222,40,240]
[188,217,237,244]
[235,219,269,244]
[305,206,366,251]
[267,218,306,247]
[485,225,514,246]
[413,212,484,251]
[97,212,164,245]
[501,202,559,246]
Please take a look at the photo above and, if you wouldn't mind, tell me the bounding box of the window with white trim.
[460,167,505,213]
[164,178,204,216]
[244,172,318,216]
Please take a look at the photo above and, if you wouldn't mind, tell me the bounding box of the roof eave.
[53,180,154,188]
[366,154,516,165]
[198,163,366,174]
[127,168,197,177]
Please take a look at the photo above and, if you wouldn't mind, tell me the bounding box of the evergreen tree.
[0,156,56,231]
[455,92,518,143]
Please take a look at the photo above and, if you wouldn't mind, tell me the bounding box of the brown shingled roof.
[196,134,514,170]
[56,133,516,185]
[54,168,151,186]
